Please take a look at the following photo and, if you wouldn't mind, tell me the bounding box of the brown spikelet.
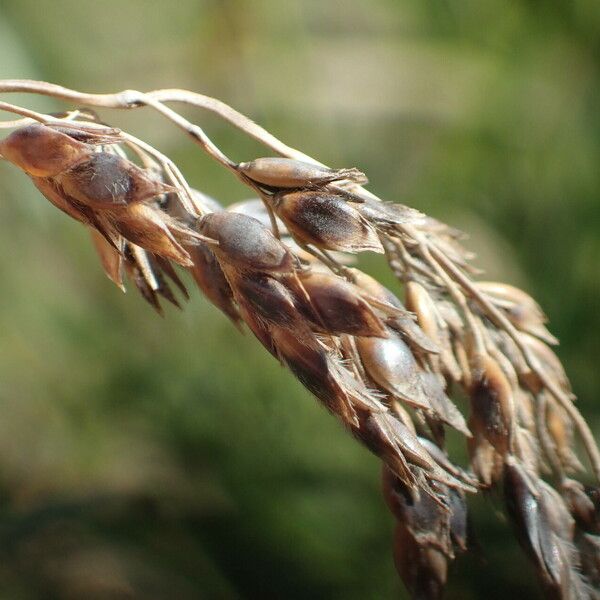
[197,211,297,273]
[405,281,461,379]
[269,326,360,428]
[478,282,558,345]
[0,124,90,177]
[469,354,515,456]
[405,281,441,342]
[113,203,194,267]
[383,466,468,600]
[56,152,172,209]
[238,157,368,188]
[504,458,589,599]
[228,271,303,330]
[295,271,388,337]
[187,242,241,326]
[273,190,384,253]
[89,228,124,290]
[356,332,433,410]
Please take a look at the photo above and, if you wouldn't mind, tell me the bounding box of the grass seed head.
[1,81,597,599]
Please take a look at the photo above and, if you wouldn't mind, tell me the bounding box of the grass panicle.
[1,79,599,599]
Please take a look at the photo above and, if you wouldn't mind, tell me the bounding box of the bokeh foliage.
[0,1,598,598]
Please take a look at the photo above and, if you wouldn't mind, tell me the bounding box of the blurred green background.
[0,1,599,598]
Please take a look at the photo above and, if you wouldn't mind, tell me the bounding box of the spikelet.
[504,458,590,599]
[55,152,173,209]
[273,190,384,253]
[197,211,297,273]
[295,271,388,337]
[0,124,91,177]
[112,203,195,267]
[469,353,515,457]
[238,157,368,188]
[383,466,468,600]
[357,333,438,412]
[478,282,558,345]
[2,123,207,269]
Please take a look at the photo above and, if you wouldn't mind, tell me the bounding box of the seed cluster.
[0,82,598,600]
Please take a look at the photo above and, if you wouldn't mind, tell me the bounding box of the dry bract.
[0,80,598,600]
[469,353,515,456]
[90,229,124,290]
[0,124,90,177]
[57,152,172,208]
[383,466,467,600]
[187,241,241,326]
[273,190,384,253]
[297,271,387,337]
[504,458,590,598]
[198,211,296,273]
[238,156,367,188]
